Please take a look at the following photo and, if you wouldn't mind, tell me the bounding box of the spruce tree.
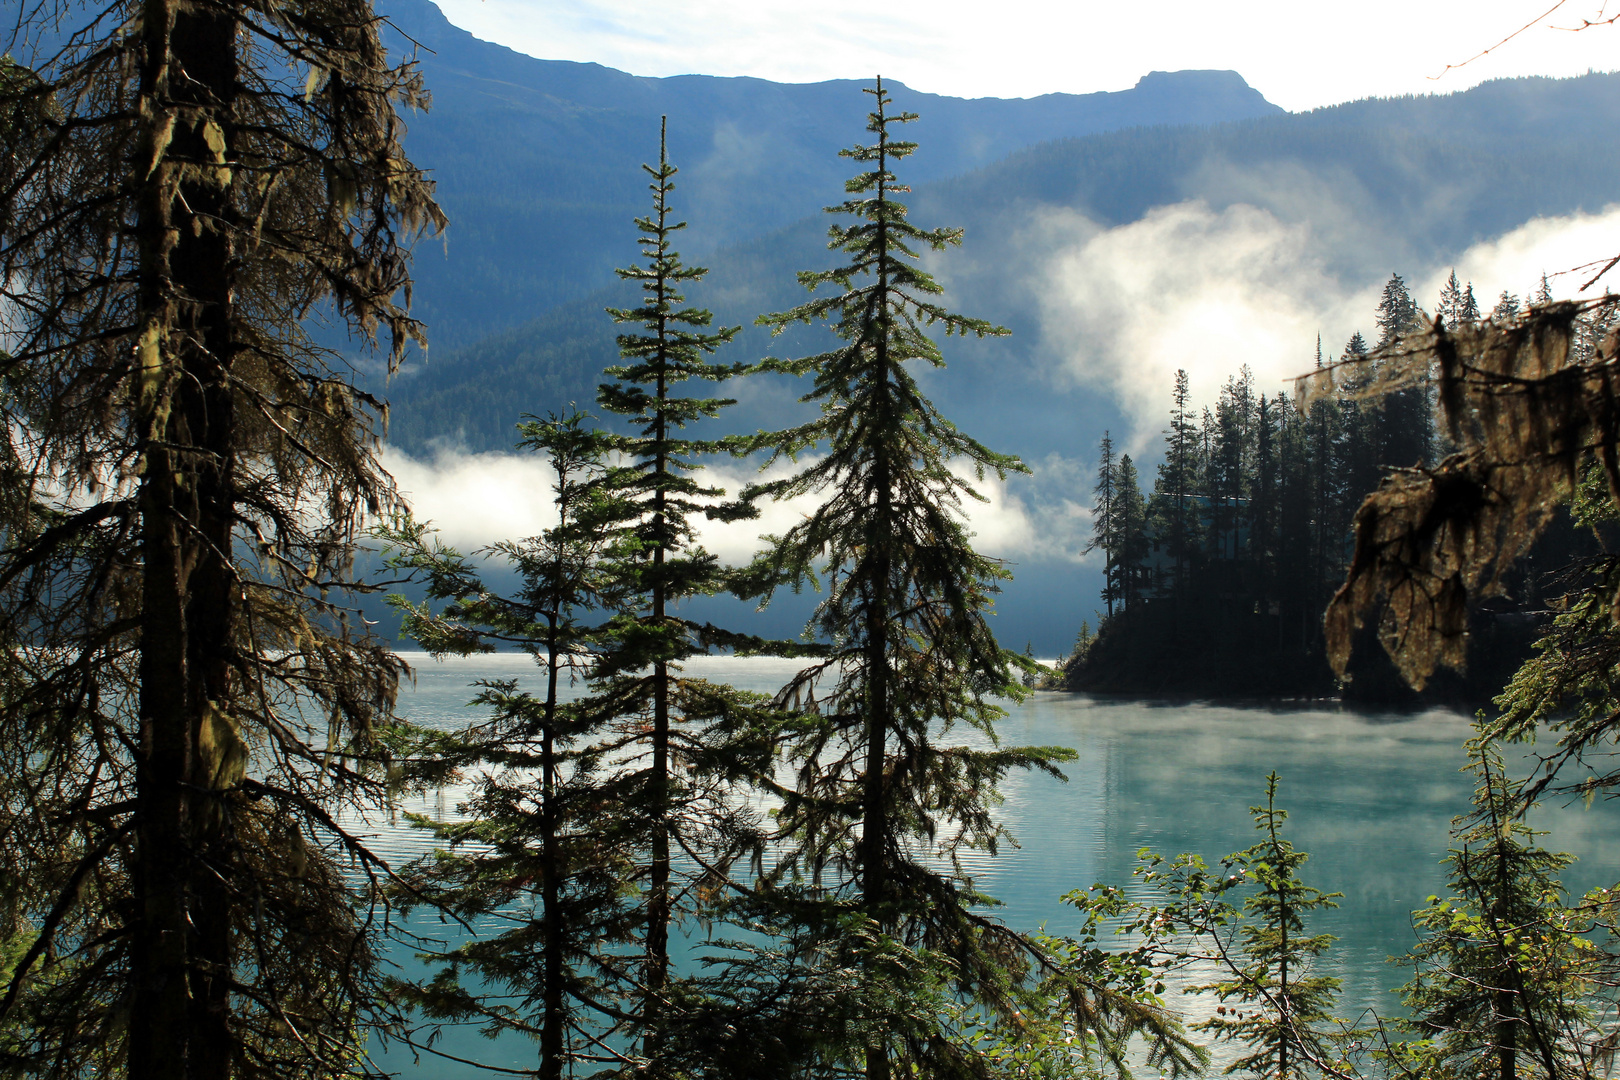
[1375,272,1432,469]
[1252,393,1280,603]
[1460,282,1482,325]
[1155,369,1205,611]
[594,119,785,1070]
[1391,736,1595,1080]
[379,413,632,1080]
[1088,431,1119,617]
[1437,270,1466,329]
[1334,332,1380,560]
[1276,397,1319,650]
[1115,455,1149,611]
[742,77,1076,1080]
[1191,774,1343,1080]
[1211,369,1255,563]
[0,1,442,1073]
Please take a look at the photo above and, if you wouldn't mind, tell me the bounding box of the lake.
[369,653,1620,1075]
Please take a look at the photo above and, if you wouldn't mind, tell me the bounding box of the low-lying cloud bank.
[1036,200,1620,454]
[381,446,1095,570]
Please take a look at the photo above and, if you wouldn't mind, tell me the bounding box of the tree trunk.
[862,117,893,1080]
[541,613,565,1080]
[644,315,671,1069]
[130,0,242,1076]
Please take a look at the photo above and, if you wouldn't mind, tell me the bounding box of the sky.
[428,0,1620,111]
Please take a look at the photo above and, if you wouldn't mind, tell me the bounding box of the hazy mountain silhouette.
[380,0,1282,345]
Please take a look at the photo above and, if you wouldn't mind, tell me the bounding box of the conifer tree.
[1155,369,1204,610]
[1211,370,1255,562]
[379,413,632,1080]
[1100,776,1341,1080]
[594,119,785,1069]
[1276,398,1320,649]
[1088,432,1119,617]
[0,1,442,1073]
[1437,270,1466,329]
[1252,393,1280,594]
[1334,332,1380,563]
[1391,737,1596,1080]
[1494,291,1523,321]
[1460,282,1482,325]
[1375,272,1432,469]
[742,77,1076,1080]
[1115,455,1149,611]
[1194,774,1343,1079]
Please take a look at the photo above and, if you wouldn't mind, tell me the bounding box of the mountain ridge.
[378,0,1283,346]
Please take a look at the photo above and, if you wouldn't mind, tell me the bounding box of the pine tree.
[593,120,786,1069]
[742,77,1076,1080]
[1155,369,1205,609]
[1088,432,1119,617]
[1391,736,1596,1080]
[0,1,442,1074]
[379,413,633,1080]
[1375,272,1432,468]
[1192,774,1343,1080]
[1493,291,1522,322]
[1115,455,1149,611]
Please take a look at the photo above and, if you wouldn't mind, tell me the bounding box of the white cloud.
[1033,201,1375,454]
[1034,200,1620,454]
[381,444,1092,567]
[1416,205,1620,307]
[382,445,827,562]
[382,445,560,552]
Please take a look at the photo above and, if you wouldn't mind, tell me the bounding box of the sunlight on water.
[370,653,1620,1076]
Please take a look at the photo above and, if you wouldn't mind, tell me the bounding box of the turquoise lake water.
[370,652,1620,1076]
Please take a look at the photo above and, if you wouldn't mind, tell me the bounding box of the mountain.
[368,5,1620,652]
[377,0,1282,346]
[385,70,1620,461]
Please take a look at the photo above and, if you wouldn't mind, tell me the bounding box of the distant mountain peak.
[1135,69,1258,90]
[1128,69,1282,119]
[379,0,1287,346]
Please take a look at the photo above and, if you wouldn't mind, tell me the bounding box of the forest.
[1060,274,1610,702]
[5,0,1620,1078]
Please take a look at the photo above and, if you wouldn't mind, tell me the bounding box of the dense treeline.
[1062,273,1598,700]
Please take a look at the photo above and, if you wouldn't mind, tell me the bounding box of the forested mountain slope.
[385,69,1620,462]
[378,0,1281,345]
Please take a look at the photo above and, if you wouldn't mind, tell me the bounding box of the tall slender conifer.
[594,119,781,1071]
[0,1,442,1073]
[742,78,1075,1080]
[1088,432,1119,617]
[380,414,631,1080]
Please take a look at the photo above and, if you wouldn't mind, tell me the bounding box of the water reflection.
[372,653,1620,1074]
